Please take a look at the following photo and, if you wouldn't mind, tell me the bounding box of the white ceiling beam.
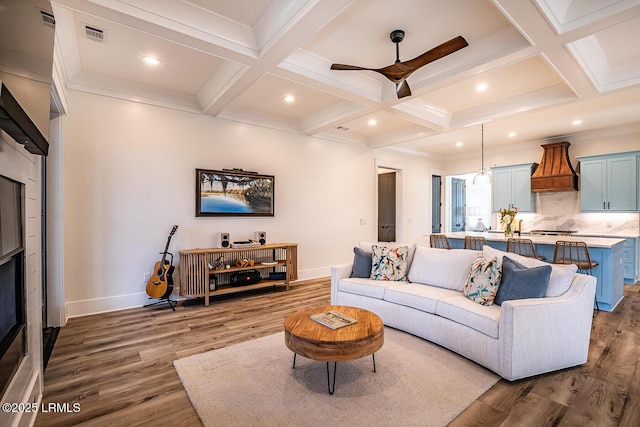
[203,0,355,116]
[218,105,301,133]
[197,61,249,112]
[300,100,367,135]
[56,0,259,56]
[451,84,578,128]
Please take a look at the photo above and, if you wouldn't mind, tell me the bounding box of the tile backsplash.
[497,191,640,236]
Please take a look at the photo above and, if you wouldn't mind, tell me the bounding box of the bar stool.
[506,238,546,261]
[430,234,451,249]
[553,240,599,311]
[464,236,487,250]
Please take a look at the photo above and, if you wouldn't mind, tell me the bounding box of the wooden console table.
[179,243,298,306]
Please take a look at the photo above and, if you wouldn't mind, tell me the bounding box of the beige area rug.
[173,327,499,427]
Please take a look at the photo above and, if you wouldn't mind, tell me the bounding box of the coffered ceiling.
[48,0,640,157]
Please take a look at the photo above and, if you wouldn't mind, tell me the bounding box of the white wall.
[60,91,640,317]
[62,90,434,317]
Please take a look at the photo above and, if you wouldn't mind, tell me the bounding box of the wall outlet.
[360,218,367,225]
[144,272,151,282]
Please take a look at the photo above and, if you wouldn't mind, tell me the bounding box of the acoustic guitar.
[146,225,178,299]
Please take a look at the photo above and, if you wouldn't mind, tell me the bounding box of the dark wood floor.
[35,279,639,426]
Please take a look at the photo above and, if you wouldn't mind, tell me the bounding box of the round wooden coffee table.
[284,305,384,394]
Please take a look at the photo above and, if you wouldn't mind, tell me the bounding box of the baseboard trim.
[65,267,332,318]
[297,266,330,281]
[66,292,153,318]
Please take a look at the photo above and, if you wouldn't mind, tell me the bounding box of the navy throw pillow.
[494,256,551,305]
[350,247,372,278]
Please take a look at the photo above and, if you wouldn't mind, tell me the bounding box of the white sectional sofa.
[330,244,597,381]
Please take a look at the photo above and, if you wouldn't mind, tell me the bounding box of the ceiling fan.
[330,30,468,99]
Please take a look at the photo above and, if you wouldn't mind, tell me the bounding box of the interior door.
[432,175,441,233]
[451,178,466,232]
[378,171,396,242]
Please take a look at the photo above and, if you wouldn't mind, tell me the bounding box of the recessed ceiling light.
[142,56,161,65]
[572,119,583,126]
[475,83,488,92]
[368,119,377,126]
[455,141,463,147]
[508,132,516,138]
[283,95,295,103]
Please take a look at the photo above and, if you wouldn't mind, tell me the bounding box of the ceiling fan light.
[330,34,468,99]
[473,170,490,185]
[473,124,490,185]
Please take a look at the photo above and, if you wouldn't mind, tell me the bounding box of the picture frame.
[196,168,274,217]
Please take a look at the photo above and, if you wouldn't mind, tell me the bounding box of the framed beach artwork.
[196,168,275,217]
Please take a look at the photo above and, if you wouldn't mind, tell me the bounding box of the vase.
[504,223,513,238]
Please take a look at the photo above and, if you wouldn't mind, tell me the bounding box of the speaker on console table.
[215,232,230,248]
[254,231,266,245]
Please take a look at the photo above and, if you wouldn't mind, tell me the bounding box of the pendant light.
[473,124,490,184]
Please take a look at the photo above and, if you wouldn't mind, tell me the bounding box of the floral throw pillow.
[370,245,409,281]
[463,253,502,305]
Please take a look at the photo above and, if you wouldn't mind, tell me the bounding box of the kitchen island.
[443,231,625,311]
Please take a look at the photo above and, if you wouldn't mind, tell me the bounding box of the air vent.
[39,10,55,27]
[85,25,105,42]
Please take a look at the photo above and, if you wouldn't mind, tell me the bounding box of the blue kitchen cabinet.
[623,238,638,284]
[577,152,638,211]
[491,163,537,213]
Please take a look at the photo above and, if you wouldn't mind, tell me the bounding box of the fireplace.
[0,174,25,397]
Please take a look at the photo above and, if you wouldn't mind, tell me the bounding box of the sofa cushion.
[350,247,372,278]
[494,257,551,305]
[463,253,502,306]
[545,263,578,297]
[436,295,501,338]
[384,283,461,314]
[370,245,409,281]
[338,278,396,299]
[407,246,479,291]
[483,245,577,297]
[359,241,416,270]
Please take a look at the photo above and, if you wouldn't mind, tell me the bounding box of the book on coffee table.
[310,310,358,329]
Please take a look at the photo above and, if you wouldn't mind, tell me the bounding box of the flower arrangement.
[498,207,518,236]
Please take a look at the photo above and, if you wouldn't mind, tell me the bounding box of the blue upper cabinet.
[491,163,537,213]
[577,152,638,212]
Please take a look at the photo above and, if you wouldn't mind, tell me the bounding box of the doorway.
[431,175,442,233]
[45,87,66,328]
[451,177,466,232]
[378,170,396,242]
[447,172,492,232]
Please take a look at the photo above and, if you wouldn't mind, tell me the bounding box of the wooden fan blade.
[330,35,468,99]
[330,64,373,71]
[396,80,412,98]
[402,36,468,72]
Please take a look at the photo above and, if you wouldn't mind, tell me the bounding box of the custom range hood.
[0,82,49,155]
[530,141,578,192]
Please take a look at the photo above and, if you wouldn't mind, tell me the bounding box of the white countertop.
[574,233,639,239]
[444,231,626,248]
